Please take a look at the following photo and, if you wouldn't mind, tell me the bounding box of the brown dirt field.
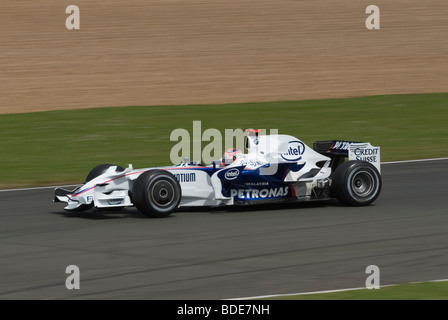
[1,0,447,114]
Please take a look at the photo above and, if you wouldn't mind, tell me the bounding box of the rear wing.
[314,140,381,173]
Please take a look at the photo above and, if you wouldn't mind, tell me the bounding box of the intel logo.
[225,169,240,180]
[281,140,305,161]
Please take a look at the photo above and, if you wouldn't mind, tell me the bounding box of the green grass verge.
[262,281,448,300]
[1,93,447,188]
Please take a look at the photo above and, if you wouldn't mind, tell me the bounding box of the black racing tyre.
[85,164,125,183]
[332,160,381,206]
[132,170,181,218]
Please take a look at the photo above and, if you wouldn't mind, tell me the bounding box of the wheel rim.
[149,179,176,208]
[351,170,376,199]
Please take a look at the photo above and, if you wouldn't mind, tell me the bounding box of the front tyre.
[132,170,181,218]
[332,161,381,206]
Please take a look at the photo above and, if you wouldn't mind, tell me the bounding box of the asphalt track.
[0,160,447,299]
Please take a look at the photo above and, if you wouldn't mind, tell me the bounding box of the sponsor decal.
[86,196,93,203]
[353,147,379,163]
[332,141,352,151]
[349,143,381,173]
[245,182,269,186]
[225,168,240,180]
[174,173,196,183]
[281,141,305,161]
[230,186,290,200]
[241,159,266,169]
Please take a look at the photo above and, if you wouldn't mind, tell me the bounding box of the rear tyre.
[85,164,125,183]
[332,160,381,206]
[132,170,181,218]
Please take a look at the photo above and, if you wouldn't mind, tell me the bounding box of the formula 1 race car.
[54,130,382,217]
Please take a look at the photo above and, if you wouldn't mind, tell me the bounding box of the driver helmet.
[221,148,242,166]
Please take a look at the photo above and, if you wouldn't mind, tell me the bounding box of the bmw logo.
[254,139,259,145]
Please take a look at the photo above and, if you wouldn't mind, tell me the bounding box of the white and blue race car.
[54,130,382,217]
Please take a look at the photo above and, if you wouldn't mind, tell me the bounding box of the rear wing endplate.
[314,140,381,173]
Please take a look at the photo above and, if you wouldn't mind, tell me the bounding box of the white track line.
[382,157,448,165]
[230,279,448,300]
[1,157,447,193]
